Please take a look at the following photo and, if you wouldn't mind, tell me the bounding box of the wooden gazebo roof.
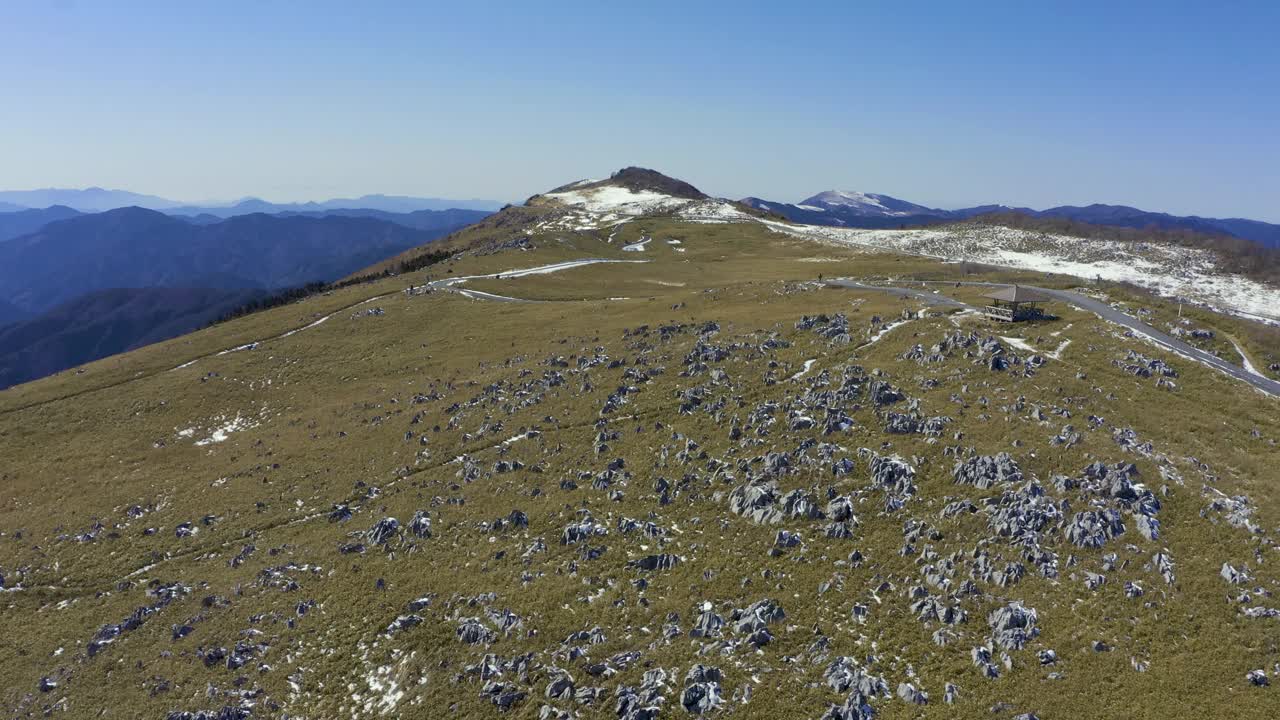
[982,285,1051,303]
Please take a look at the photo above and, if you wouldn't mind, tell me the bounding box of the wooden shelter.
[981,285,1051,322]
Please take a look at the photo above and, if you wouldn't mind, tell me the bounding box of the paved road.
[1034,285,1280,396]
[413,266,1279,398]
[826,278,1280,398]
[413,266,1280,397]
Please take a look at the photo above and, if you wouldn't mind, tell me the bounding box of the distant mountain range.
[0,205,492,242]
[0,205,83,243]
[175,207,490,232]
[0,286,268,389]
[4,174,1279,391]
[168,194,502,216]
[0,188,182,212]
[0,207,478,316]
[741,193,1280,248]
[0,188,503,214]
[0,205,489,389]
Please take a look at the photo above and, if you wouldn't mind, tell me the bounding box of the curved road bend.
[824,278,1280,398]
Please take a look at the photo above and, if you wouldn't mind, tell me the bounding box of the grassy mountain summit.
[1,169,1278,719]
[543,167,711,201]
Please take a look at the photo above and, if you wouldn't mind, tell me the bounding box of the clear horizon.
[2,1,1278,221]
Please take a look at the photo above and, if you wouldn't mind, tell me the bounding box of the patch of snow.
[677,200,753,223]
[542,186,690,215]
[821,191,888,209]
[622,237,651,252]
[789,359,818,381]
[280,314,331,338]
[765,220,1280,322]
[194,412,260,446]
[471,258,648,281]
[1229,338,1265,378]
[999,336,1037,353]
[862,319,912,347]
[216,342,258,356]
[803,191,920,216]
[415,258,651,303]
[124,561,160,580]
[457,288,524,302]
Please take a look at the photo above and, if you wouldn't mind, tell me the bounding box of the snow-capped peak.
[805,190,890,210]
[538,185,691,215]
[527,168,752,232]
[799,190,942,218]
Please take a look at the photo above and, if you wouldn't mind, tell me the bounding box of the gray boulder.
[988,602,1039,651]
[1065,510,1125,548]
[681,665,723,714]
[953,453,1023,489]
[366,517,400,545]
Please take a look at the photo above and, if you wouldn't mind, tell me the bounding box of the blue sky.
[2,0,1278,219]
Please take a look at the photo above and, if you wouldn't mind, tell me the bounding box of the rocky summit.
[2,169,1279,720]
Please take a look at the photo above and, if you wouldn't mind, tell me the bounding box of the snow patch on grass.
[543,186,690,215]
[862,319,912,347]
[536,186,747,229]
[216,342,258,356]
[280,314,331,338]
[1000,336,1037,353]
[1230,338,1265,378]
[193,411,262,446]
[789,359,818,381]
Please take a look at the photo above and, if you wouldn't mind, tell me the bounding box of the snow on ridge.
[765,220,1280,322]
[804,190,916,215]
[677,200,752,223]
[813,190,891,211]
[534,186,747,231]
[542,186,691,215]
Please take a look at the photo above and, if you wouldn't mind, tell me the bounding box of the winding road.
[413,265,1280,397]
[825,278,1280,397]
[3,259,1272,420]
